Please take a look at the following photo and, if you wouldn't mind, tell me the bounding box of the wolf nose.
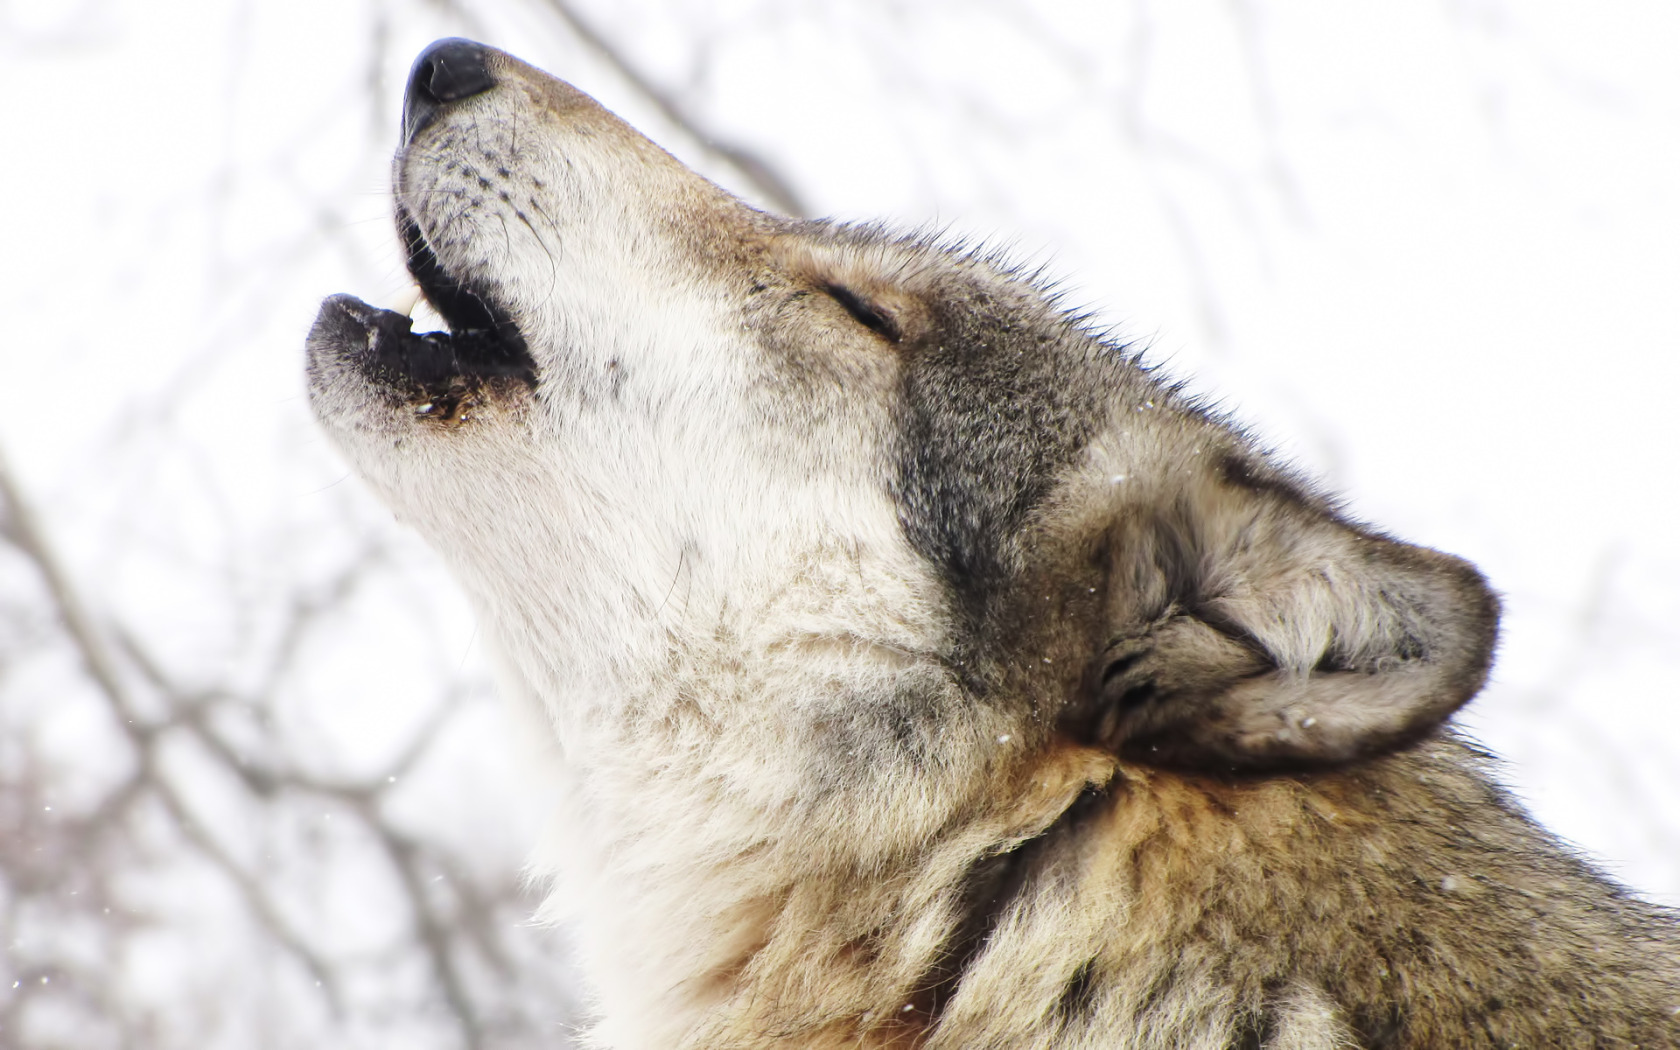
[403,38,496,144]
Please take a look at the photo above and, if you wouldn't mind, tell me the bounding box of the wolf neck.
[464,518,1017,1042]
[491,655,1004,1046]
[514,697,1113,1050]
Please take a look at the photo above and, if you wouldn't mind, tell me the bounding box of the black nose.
[403,39,496,144]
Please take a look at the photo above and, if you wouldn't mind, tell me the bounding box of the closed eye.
[822,283,901,343]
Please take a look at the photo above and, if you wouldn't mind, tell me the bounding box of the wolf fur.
[305,40,1680,1049]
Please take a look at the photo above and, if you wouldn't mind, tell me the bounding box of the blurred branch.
[416,0,805,213]
[0,446,135,724]
[382,826,487,1050]
[0,441,344,1007]
[147,743,345,1007]
[0,437,570,1043]
[109,571,498,1047]
[536,0,808,217]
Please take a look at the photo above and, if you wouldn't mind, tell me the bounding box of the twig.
[0,440,344,1011]
[0,445,137,724]
[537,0,808,217]
[380,825,486,1050]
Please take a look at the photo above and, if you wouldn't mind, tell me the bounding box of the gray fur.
[305,41,1680,1049]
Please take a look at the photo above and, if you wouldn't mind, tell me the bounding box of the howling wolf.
[305,39,1680,1049]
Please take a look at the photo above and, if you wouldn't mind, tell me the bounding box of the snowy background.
[1,0,1676,1046]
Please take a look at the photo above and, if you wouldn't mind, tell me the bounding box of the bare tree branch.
[536,0,809,217]
[381,825,487,1050]
[0,446,139,727]
[0,442,344,1010]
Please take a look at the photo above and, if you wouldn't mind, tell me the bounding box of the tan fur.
[306,41,1680,1049]
[631,737,1680,1048]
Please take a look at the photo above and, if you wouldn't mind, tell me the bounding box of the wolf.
[305,39,1680,1049]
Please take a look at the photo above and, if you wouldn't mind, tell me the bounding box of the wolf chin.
[305,39,1680,1049]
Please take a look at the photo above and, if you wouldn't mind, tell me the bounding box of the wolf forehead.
[306,41,1498,774]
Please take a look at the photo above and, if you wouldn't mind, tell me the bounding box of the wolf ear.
[1082,453,1499,771]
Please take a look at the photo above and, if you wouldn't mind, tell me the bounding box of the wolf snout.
[403,38,496,145]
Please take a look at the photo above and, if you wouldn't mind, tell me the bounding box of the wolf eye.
[822,283,901,343]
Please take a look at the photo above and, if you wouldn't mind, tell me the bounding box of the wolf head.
[307,40,1497,784]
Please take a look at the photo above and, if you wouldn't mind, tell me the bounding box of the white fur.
[313,56,984,1044]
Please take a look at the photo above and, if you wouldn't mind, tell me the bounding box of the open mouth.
[308,205,537,421]
[394,204,536,386]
